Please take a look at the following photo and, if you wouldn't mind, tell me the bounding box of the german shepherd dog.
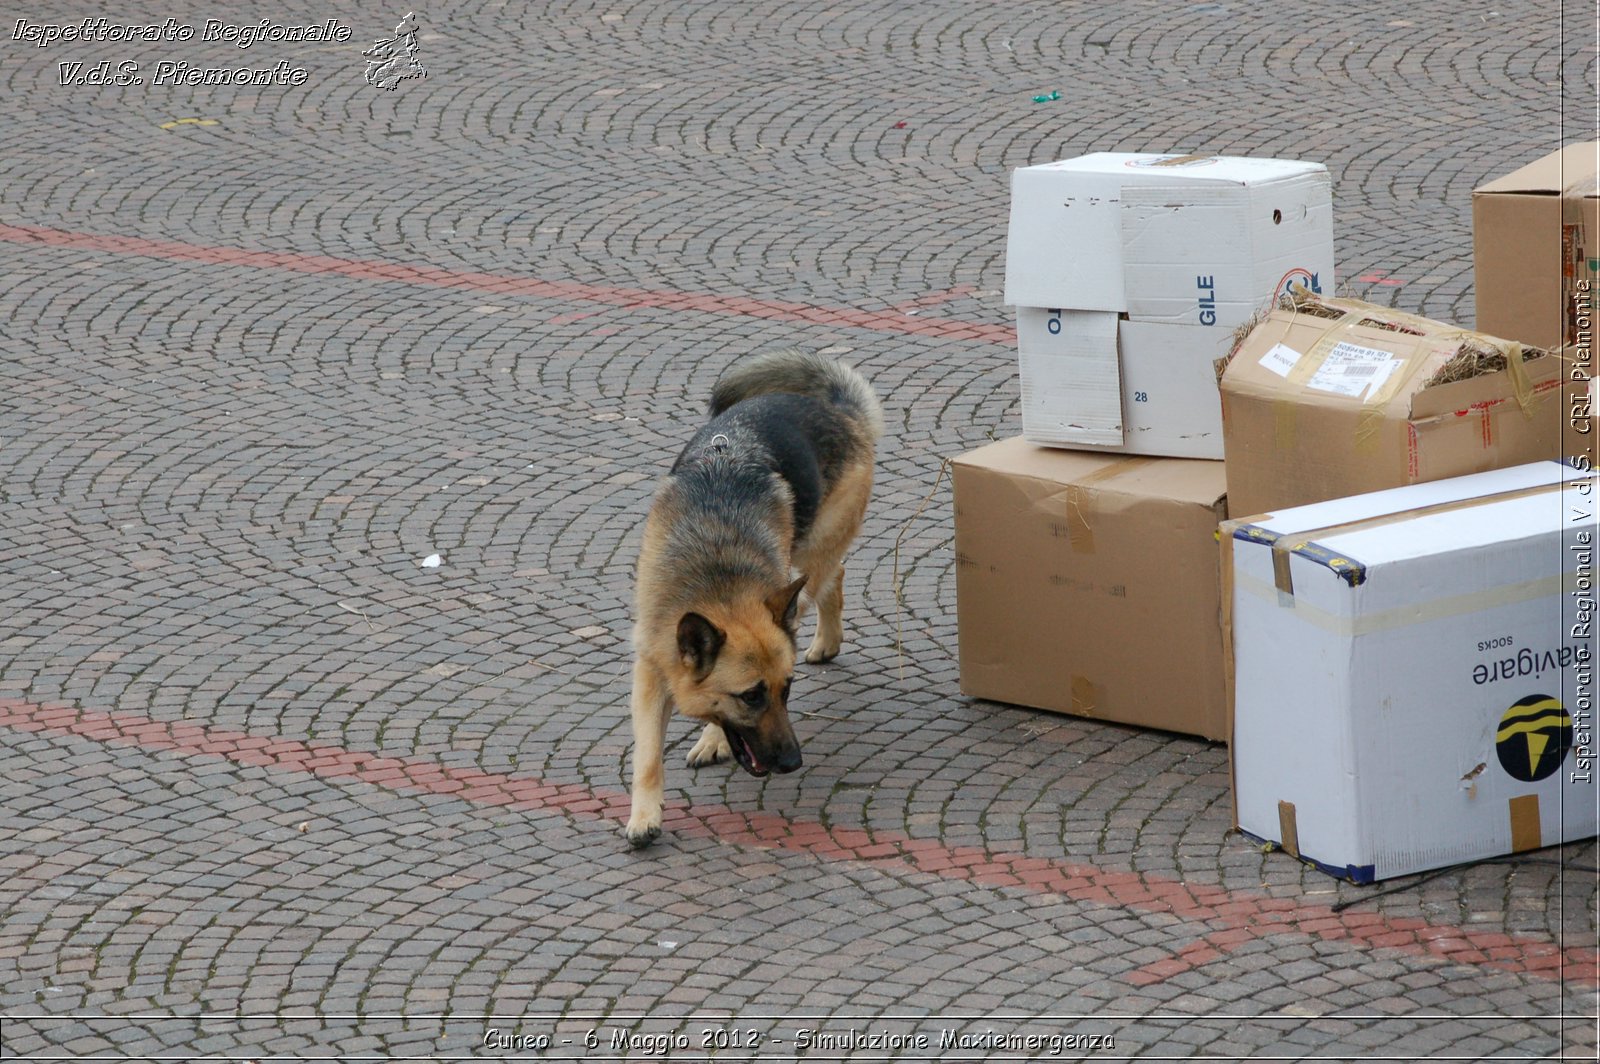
[624,350,883,848]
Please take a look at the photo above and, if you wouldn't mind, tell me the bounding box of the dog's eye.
[738,683,765,708]
[781,678,793,702]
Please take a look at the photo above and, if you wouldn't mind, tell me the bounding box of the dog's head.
[668,575,807,777]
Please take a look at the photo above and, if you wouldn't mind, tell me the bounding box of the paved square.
[0,1,1596,1058]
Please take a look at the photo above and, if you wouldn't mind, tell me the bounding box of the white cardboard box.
[1017,308,1122,447]
[1017,309,1232,458]
[1225,462,1599,882]
[1004,152,1334,317]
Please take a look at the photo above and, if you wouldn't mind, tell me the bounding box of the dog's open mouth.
[725,726,770,778]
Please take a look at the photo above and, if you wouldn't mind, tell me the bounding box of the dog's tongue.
[740,734,765,774]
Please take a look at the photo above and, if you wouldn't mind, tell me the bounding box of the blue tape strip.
[1238,828,1376,885]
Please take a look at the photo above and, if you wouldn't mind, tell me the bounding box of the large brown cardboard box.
[1474,142,1600,350]
[1220,294,1575,517]
[953,437,1229,740]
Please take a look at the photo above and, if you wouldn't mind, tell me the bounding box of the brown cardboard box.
[1219,295,1574,517]
[953,437,1229,740]
[1474,142,1600,350]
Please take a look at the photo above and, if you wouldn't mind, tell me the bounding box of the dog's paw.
[803,639,840,664]
[686,724,731,767]
[625,809,662,848]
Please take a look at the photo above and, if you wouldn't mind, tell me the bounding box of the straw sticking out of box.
[1423,338,1548,389]
[1225,289,1343,365]
[1224,288,1554,393]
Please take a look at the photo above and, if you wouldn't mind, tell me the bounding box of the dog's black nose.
[774,745,803,773]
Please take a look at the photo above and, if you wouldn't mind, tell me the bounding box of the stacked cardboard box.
[955,152,1336,739]
[953,439,1229,740]
[958,145,1600,880]
[1474,141,1599,351]
[1218,280,1595,878]
[1221,463,1598,882]
[1005,153,1334,458]
[1219,292,1580,516]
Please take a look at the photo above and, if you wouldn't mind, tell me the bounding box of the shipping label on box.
[1004,152,1333,313]
[955,436,1230,740]
[1224,462,1598,882]
[1220,293,1581,517]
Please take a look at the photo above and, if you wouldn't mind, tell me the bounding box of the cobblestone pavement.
[0,0,1597,1059]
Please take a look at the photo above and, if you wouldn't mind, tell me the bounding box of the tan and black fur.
[625,350,883,847]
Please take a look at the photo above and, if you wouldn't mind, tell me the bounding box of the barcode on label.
[1306,346,1399,399]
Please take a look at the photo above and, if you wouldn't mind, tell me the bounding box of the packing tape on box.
[1509,794,1542,853]
[1277,801,1300,858]
[1250,478,1585,610]
[1263,305,1432,451]
[1315,298,1544,418]
[1070,675,1099,716]
[1064,487,1095,553]
[1278,480,1576,565]
[1272,399,1298,452]
[1259,298,1549,456]
[1271,545,1295,596]
[1063,457,1153,554]
[1237,567,1572,632]
[1502,339,1534,416]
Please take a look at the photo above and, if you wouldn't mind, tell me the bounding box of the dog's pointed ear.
[766,576,809,632]
[677,612,725,679]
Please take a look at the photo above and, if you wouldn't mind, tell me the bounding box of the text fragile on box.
[954,436,1229,740]
[1223,462,1598,882]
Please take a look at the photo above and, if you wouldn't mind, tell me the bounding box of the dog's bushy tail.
[710,349,884,441]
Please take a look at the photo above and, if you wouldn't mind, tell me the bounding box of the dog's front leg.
[686,723,732,767]
[625,659,672,848]
[804,564,845,664]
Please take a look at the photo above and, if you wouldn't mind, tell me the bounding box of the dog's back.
[672,350,881,546]
[707,348,883,436]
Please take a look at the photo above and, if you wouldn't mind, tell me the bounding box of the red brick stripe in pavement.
[2,698,1593,987]
[0,223,1011,345]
